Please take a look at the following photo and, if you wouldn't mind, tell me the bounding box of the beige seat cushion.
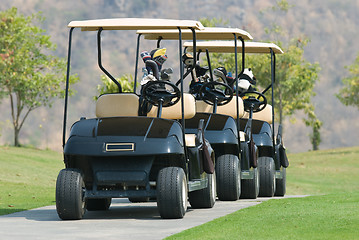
[242,104,272,124]
[195,96,245,119]
[147,93,196,119]
[239,131,245,141]
[185,134,196,147]
[96,93,139,117]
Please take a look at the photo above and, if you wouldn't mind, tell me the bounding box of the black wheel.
[86,198,111,211]
[275,167,286,197]
[189,172,216,208]
[258,157,276,197]
[240,167,259,199]
[56,168,86,220]
[215,154,241,201]
[157,167,188,219]
[128,197,150,203]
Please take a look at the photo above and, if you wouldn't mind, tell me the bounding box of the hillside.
[0,0,358,152]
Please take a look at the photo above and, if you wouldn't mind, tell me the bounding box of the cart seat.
[185,134,196,147]
[147,93,196,119]
[239,131,245,141]
[195,96,245,119]
[242,104,272,124]
[96,93,139,117]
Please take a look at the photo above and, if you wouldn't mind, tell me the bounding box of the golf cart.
[137,28,254,200]
[185,41,289,197]
[56,18,218,220]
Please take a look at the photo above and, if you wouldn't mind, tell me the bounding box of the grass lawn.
[1,145,358,239]
[168,193,359,240]
[286,147,359,195]
[167,146,359,239]
[0,146,63,215]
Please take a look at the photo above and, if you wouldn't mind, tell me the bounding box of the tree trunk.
[14,127,20,147]
[9,92,34,147]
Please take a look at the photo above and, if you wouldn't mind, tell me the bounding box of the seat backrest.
[242,104,273,124]
[96,93,139,118]
[147,93,196,119]
[195,96,245,119]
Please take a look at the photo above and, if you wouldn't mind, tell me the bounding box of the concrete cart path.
[0,195,307,240]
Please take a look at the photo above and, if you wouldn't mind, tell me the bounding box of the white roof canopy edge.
[184,41,283,54]
[137,27,253,40]
[68,18,205,31]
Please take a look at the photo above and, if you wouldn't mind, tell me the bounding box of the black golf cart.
[56,18,217,220]
[185,41,289,197]
[137,28,254,200]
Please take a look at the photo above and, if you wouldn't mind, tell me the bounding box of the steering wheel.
[142,80,180,107]
[198,81,233,106]
[239,91,267,113]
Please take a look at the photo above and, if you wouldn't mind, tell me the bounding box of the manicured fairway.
[167,146,359,239]
[0,146,63,215]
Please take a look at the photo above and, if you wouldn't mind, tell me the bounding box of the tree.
[336,54,359,109]
[94,74,134,100]
[200,1,323,150]
[0,7,79,146]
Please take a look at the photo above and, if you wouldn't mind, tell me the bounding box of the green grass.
[1,145,359,239]
[167,146,359,240]
[0,146,63,215]
[286,147,359,195]
[168,193,359,240]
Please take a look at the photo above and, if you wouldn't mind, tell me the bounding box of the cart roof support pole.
[134,33,142,93]
[190,28,197,70]
[177,27,188,161]
[271,48,276,151]
[236,36,245,142]
[62,27,74,148]
[156,36,162,48]
[206,49,214,82]
[97,28,122,93]
[234,34,239,140]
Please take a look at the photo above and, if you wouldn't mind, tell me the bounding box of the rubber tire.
[240,167,259,199]
[215,154,241,201]
[275,167,286,197]
[258,157,276,197]
[157,167,188,219]
[56,168,86,220]
[86,198,112,211]
[189,172,216,208]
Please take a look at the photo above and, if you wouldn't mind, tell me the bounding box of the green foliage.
[201,2,322,149]
[336,53,359,109]
[308,117,322,151]
[248,39,321,122]
[199,17,229,27]
[206,38,322,138]
[0,7,79,146]
[94,74,134,100]
[270,0,295,12]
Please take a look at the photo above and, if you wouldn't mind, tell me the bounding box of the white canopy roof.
[137,27,253,40]
[184,41,284,54]
[68,18,205,31]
